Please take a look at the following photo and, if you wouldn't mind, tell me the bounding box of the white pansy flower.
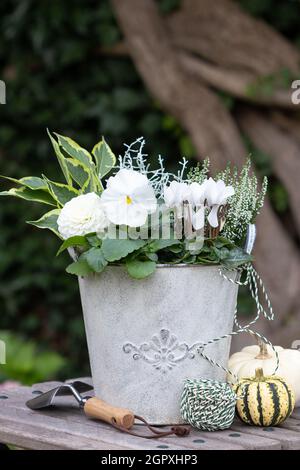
[57,192,109,239]
[163,181,191,209]
[204,178,235,228]
[101,169,157,228]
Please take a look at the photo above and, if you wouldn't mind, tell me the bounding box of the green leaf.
[212,246,230,261]
[84,247,107,273]
[222,247,252,269]
[101,238,147,262]
[145,252,158,262]
[56,236,88,256]
[19,176,48,190]
[47,129,72,186]
[66,259,93,276]
[0,175,48,190]
[27,209,61,237]
[168,245,183,254]
[126,259,156,279]
[92,174,103,193]
[0,187,56,206]
[65,159,89,188]
[92,137,116,178]
[55,133,95,171]
[44,177,79,206]
[86,234,102,247]
[80,173,94,194]
[148,239,181,253]
[211,236,235,249]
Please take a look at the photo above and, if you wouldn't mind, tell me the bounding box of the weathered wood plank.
[291,408,300,420]
[0,385,273,450]
[0,398,242,450]
[0,392,189,450]
[0,410,189,451]
[231,422,300,450]
[0,381,298,450]
[279,417,300,433]
[184,427,280,450]
[0,418,127,450]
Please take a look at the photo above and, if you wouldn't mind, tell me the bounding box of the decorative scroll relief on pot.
[123,328,203,374]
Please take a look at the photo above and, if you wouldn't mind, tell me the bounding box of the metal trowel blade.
[26,381,93,410]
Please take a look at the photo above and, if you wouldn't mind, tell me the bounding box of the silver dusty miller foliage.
[117,137,189,199]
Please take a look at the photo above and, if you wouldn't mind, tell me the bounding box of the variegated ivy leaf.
[92,137,116,179]
[0,175,48,190]
[65,159,89,188]
[47,129,72,186]
[0,186,56,206]
[27,209,61,237]
[20,176,48,190]
[43,177,79,206]
[54,133,95,171]
[81,173,93,194]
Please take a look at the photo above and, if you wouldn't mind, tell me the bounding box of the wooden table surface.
[0,378,300,450]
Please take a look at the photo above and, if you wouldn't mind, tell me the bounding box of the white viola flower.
[189,181,207,230]
[163,181,191,209]
[57,192,109,239]
[204,178,235,228]
[101,169,157,228]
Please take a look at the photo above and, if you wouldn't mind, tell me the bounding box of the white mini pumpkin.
[228,342,300,406]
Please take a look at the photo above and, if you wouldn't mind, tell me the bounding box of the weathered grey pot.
[78,265,239,424]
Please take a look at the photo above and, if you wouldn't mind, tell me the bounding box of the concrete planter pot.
[78,264,239,424]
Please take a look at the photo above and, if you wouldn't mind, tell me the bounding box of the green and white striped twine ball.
[180,378,237,431]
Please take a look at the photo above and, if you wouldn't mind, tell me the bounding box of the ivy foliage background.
[0,0,299,381]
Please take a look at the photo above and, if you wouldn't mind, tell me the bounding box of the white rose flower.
[101,169,157,228]
[57,192,109,239]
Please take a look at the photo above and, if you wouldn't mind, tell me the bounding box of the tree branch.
[168,0,300,76]
[180,53,296,109]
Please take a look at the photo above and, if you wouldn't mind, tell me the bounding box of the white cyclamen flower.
[204,178,235,228]
[101,169,157,227]
[189,181,207,230]
[163,181,191,209]
[57,192,109,239]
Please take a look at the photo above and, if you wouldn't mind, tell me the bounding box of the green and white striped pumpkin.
[233,368,295,426]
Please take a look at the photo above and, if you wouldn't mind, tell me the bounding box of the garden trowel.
[26,380,135,430]
[26,380,190,438]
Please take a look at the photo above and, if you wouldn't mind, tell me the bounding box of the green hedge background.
[0,0,299,382]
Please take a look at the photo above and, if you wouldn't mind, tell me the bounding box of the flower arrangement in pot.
[1,133,267,424]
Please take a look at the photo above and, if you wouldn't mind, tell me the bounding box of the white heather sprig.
[221,160,268,243]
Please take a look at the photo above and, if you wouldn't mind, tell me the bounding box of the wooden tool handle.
[84,397,135,429]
